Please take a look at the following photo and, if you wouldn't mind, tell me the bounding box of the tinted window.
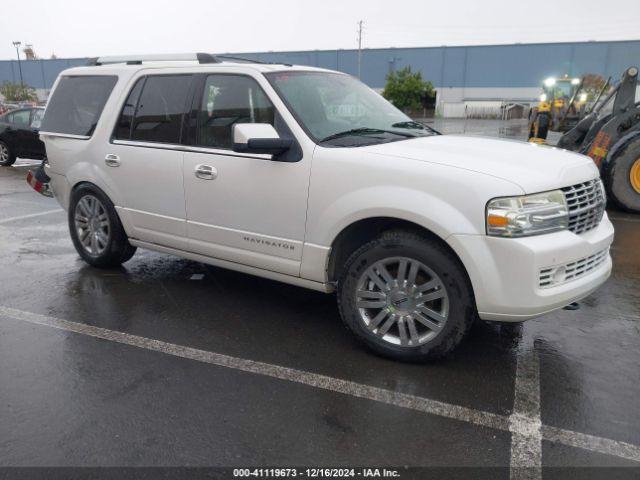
[8,109,31,127]
[131,75,192,144]
[41,76,117,137]
[114,78,145,140]
[198,75,275,149]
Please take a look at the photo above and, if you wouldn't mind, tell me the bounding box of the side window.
[198,75,275,149]
[130,75,192,144]
[114,78,145,140]
[40,75,117,137]
[30,109,44,129]
[8,110,31,127]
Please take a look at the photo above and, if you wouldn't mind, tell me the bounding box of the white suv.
[35,53,614,361]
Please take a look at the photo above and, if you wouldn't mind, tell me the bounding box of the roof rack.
[86,53,221,66]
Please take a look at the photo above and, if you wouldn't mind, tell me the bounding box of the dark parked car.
[0,107,46,166]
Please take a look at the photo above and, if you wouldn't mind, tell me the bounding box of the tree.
[0,82,38,102]
[382,67,435,111]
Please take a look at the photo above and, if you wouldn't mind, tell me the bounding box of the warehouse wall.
[234,40,640,89]
[1,40,638,107]
[0,57,87,101]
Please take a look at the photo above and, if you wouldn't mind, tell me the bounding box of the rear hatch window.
[41,75,117,137]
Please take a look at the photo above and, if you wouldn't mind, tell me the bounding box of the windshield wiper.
[319,127,415,143]
[391,121,441,135]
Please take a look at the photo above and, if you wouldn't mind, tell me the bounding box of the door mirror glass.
[232,123,292,156]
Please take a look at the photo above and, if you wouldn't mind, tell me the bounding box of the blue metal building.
[231,39,640,90]
[1,40,639,111]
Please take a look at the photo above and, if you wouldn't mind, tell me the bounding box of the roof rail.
[86,52,221,66]
[215,55,265,64]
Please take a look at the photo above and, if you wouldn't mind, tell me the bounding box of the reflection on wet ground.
[0,121,638,474]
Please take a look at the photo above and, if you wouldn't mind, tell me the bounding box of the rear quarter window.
[41,75,117,137]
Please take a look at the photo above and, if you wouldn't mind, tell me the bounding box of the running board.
[128,239,334,294]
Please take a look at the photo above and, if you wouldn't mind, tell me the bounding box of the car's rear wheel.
[337,230,475,362]
[69,185,137,268]
[0,141,16,166]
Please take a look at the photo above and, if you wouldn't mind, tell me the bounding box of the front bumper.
[449,214,614,321]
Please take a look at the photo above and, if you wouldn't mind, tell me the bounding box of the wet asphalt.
[0,120,639,477]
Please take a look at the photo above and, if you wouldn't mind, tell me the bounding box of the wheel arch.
[326,216,473,291]
[69,180,132,235]
[64,160,122,208]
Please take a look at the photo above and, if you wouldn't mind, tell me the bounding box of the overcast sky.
[1,0,638,60]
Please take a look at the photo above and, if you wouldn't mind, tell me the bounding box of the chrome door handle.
[105,154,121,167]
[195,164,217,180]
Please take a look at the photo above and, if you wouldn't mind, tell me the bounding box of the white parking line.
[0,197,55,207]
[1,305,639,465]
[0,209,63,225]
[509,337,542,480]
[542,425,640,462]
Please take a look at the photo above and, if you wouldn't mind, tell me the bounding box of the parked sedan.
[0,107,46,166]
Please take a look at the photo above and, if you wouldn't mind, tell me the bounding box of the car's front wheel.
[68,185,137,268]
[337,230,475,361]
[0,141,16,166]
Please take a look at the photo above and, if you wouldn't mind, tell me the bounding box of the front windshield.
[544,81,576,100]
[265,71,436,146]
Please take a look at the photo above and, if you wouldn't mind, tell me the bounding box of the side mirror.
[232,123,292,156]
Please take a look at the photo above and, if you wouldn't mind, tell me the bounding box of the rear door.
[3,109,31,156]
[105,74,195,250]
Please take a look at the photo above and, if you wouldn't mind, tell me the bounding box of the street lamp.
[12,41,24,88]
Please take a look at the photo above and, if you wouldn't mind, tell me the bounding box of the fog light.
[552,266,567,284]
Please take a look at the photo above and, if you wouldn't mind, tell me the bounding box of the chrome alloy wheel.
[74,195,110,255]
[0,143,9,163]
[355,257,450,347]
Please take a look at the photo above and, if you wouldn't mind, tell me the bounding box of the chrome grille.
[539,248,609,288]
[561,179,606,235]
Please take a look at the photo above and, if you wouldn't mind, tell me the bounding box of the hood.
[362,135,599,193]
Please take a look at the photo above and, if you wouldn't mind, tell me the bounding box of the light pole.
[12,41,24,88]
[357,20,364,79]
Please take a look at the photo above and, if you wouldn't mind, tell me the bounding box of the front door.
[183,74,311,276]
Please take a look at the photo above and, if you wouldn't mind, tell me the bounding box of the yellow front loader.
[527,75,598,142]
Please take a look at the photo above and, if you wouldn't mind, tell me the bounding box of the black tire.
[337,230,476,362]
[534,112,550,140]
[68,184,137,268]
[603,138,640,213]
[0,141,16,166]
[528,111,550,141]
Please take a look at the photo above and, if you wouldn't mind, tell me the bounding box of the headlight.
[539,93,547,102]
[486,190,569,237]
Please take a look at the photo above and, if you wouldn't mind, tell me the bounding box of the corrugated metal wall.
[239,40,640,88]
[0,58,87,92]
[0,40,639,91]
